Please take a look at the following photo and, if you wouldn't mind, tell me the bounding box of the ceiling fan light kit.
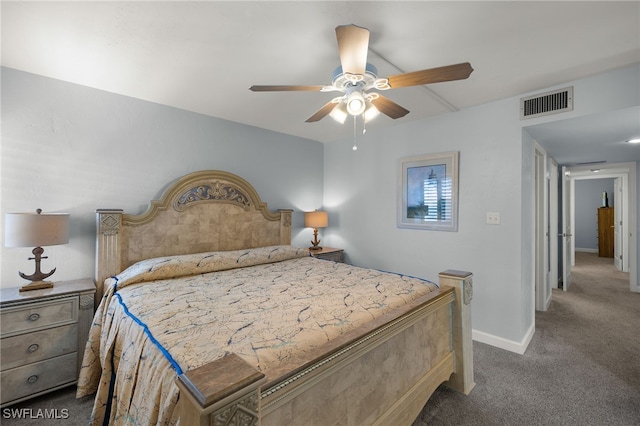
[250,24,473,138]
[363,101,380,123]
[329,102,348,124]
[346,90,366,115]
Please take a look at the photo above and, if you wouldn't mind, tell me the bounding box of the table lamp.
[5,209,70,292]
[304,211,328,250]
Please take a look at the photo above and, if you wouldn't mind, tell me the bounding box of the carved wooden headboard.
[95,170,292,303]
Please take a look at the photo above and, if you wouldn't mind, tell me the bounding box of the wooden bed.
[85,170,474,425]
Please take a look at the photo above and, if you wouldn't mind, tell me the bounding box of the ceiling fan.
[250,24,473,124]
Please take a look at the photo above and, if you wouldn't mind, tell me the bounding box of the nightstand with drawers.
[0,279,95,407]
[309,247,344,263]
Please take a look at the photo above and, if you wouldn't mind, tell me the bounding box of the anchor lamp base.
[19,280,54,292]
[309,228,323,251]
[18,246,57,292]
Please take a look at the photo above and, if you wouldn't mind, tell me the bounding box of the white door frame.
[548,158,559,290]
[561,165,573,292]
[534,142,551,310]
[614,177,623,270]
[564,162,637,291]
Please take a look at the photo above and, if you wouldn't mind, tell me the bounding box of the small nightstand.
[309,247,344,263]
[0,278,95,407]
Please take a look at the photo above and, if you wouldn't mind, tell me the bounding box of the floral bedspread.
[76,245,437,425]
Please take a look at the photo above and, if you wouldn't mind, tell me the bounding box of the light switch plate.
[486,212,501,225]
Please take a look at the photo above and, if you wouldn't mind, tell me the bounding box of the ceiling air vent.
[520,86,573,119]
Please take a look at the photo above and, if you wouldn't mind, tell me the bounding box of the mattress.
[77,245,438,425]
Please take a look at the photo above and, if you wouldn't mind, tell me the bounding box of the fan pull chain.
[352,115,358,151]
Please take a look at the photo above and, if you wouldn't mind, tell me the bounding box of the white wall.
[1,67,324,287]
[323,64,640,352]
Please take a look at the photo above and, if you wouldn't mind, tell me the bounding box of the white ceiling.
[2,1,639,163]
[526,106,640,166]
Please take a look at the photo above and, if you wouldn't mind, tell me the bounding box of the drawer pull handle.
[28,313,40,322]
[27,344,39,353]
[27,375,39,384]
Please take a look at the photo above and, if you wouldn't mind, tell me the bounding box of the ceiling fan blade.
[306,101,338,122]
[370,95,410,119]
[387,62,473,88]
[249,85,325,92]
[335,24,370,76]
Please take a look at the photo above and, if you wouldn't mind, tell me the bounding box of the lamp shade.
[5,212,70,248]
[304,211,328,228]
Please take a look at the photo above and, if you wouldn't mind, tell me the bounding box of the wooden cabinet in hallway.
[597,207,614,258]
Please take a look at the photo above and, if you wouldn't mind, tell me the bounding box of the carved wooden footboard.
[174,271,474,426]
[94,170,474,425]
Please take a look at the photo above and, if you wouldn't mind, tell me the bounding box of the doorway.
[561,163,637,292]
[574,177,617,260]
[534,160,637,314]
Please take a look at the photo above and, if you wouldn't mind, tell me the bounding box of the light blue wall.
[2,64,638,351]
[575,179,615,251]
[324,64,640,350]
[325,96,525,345]
[1,67,324,286]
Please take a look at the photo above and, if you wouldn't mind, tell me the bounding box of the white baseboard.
[472,323,535,355]
[575,248,598,253]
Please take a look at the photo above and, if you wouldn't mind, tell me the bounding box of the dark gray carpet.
[414,252,640,426]
[1,388,93,425]
[3,253,638,425]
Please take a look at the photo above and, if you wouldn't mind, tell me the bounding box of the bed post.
[439,269,475,395]
[278,209,292,245]
[175,354,266,426]
[95,209,123,308]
